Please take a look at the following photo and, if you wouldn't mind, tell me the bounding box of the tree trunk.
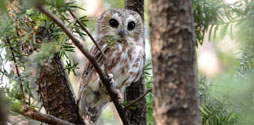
[149,0,202,125]
[124,0,146,124]
[0,94,7,125]
[35,53,84,124]
[124,0,144,21]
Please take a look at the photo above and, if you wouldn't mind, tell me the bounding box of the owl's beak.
[118,30,125,38]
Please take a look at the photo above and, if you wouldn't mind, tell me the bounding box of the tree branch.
[21,109,75,125]
[6,37,26,105]
[37,4,129,125]
[124,89,152,109]
[38,5,105,84]
[68,10,109,76]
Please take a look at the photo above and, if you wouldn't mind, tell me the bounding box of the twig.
[6,37,26,105]
[37,5,129,125]
[21,109,75,125]
[124,88,152,109]
[68,10,109,76]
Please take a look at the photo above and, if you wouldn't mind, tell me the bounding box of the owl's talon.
[108,73,113,79]
[110,89,124,104]
[117,92,124,103]
[108,73,115,86]
[107,73,123,103]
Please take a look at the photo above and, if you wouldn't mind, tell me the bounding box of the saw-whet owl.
[78,8,144,124]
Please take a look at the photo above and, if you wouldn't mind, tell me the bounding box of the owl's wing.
[77,40,109,101]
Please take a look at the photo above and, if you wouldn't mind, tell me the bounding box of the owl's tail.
[78,88,109,124]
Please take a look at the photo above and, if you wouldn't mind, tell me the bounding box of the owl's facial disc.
[118,21,136,38]
[108,18,125,38]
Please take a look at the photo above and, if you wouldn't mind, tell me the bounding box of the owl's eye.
[127,21,136,31]
[109,19,119,28]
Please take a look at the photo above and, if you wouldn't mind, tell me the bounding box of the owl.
[78,8,144,124]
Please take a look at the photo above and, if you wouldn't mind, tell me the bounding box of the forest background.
[0,0,254,125]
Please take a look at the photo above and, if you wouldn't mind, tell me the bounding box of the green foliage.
[144,60,154,125]
[203,0,254,43]
[192,0,224,45]
[197,1,254,124]
[65,59,79,75]
[199,76,239,125]
[232,1,254,78]
[104,35,118,46]
[192,0,250,45]
[0,0,7,15]
[0,0,87,112]
[60,42,79,75]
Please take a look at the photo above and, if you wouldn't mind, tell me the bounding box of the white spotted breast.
[106,41,144,93]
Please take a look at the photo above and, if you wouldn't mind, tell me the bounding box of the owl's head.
[96,9,143,43]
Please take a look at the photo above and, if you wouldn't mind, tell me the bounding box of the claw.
[107,73,123,103]
[117,91,124,103]
[108,73,115,88]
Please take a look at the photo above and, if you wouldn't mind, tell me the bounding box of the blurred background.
[1,0,254,124]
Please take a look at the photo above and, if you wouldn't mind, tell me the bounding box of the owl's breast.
[106,43,144,90]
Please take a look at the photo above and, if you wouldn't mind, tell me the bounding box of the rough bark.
[35,53,84,124]
[124,0,144,21]
[149,0,202,125]
[124,0,146,124]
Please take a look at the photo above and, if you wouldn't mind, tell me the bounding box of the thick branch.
[37,5,129,125]
[22,109,75,125]
[11,103,75,125]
